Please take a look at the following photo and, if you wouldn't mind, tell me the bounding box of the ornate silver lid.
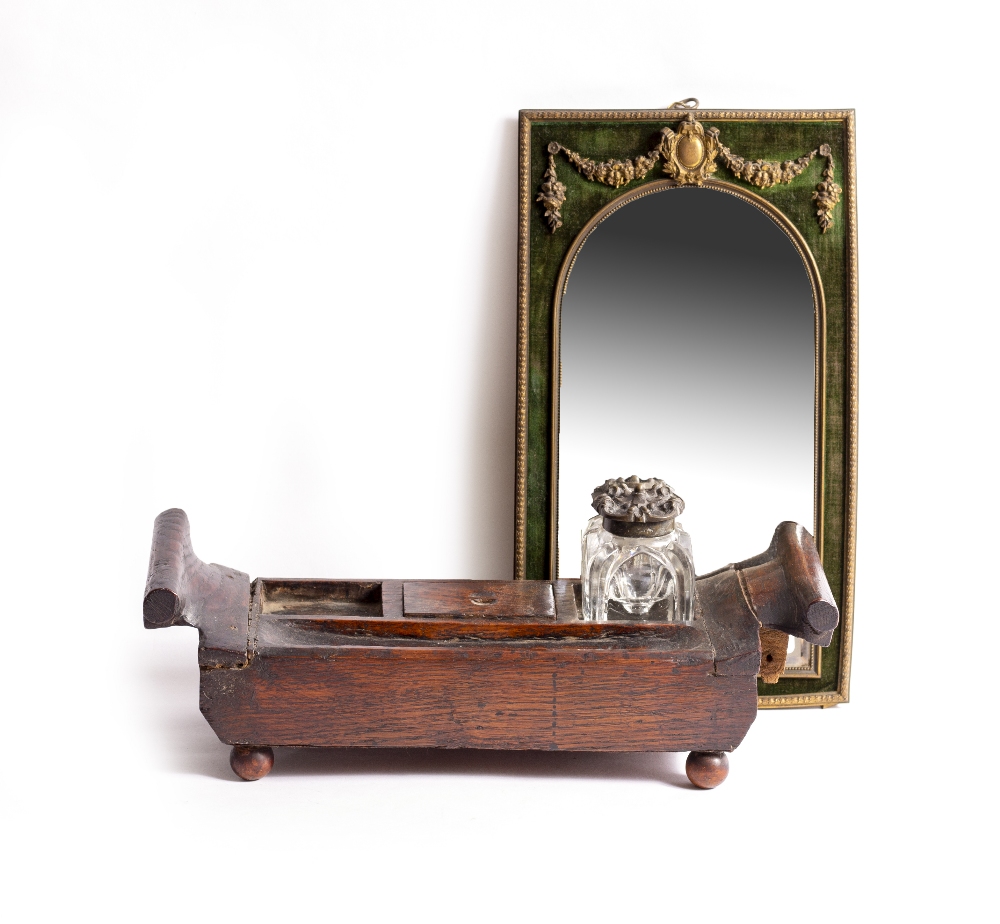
[591,476,685,538]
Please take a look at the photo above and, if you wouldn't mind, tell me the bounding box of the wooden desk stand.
[143,510,838,787]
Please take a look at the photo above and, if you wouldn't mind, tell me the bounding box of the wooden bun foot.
[230,746,274,781]
[685,751,729,789]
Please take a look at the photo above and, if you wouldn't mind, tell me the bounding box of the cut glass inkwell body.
[581,476,695,622]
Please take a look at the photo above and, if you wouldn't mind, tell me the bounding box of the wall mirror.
[514,106,857,707]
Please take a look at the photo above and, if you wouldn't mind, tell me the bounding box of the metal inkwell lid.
[591,475,684,538]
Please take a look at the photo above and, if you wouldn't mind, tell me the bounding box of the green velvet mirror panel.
[514,109,857,708]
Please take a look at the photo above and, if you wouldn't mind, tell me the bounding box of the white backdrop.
[1,3,994,920]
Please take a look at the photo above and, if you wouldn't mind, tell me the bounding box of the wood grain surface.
[142,508,250,667]
[732,522,839,646]
[202,646,757,752]
[403,580,555,618]
[144,510,839,754]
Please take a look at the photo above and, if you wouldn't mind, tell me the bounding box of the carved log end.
[144,508,194,629]
[805,600,839,646]
[739,522,840,646]
[143,587,182,628]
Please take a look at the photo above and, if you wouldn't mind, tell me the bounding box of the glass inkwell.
[581,476,695,622]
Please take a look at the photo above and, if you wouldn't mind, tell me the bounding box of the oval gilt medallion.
[677,135,704,169]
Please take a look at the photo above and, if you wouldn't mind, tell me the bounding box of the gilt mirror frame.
[513,107,858,708]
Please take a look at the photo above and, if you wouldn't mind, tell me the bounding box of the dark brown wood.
[695,568,762,678]
[204,647,755,752]
[403,580,555,619]
[143,510,839,774]
[552,579,581,619]
[258,611,716,644]
[143,509,251,667]
[230,746,274,781]
[694,522,837,660]
[685,751,730,789]
[732,521,838,646]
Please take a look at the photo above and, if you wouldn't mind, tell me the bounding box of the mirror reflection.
[556,186,817,583]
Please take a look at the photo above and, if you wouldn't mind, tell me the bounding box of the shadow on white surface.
[159,709,696,787]
[263,746,693,788]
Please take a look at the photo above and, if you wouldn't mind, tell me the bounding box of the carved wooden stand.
[143,510,838,788]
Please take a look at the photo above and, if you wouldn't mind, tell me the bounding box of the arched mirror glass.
[556,185,820,598]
